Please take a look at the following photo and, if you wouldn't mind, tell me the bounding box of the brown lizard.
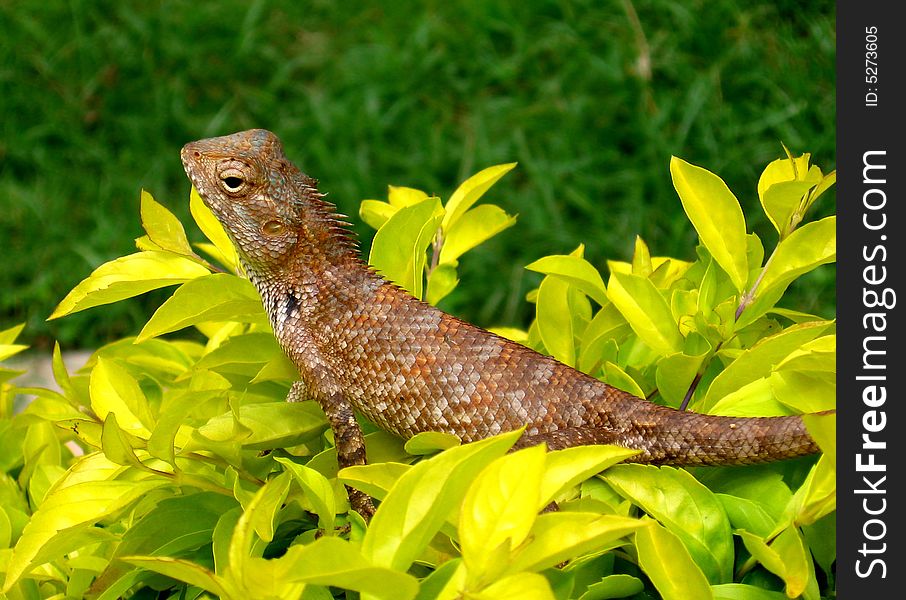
[181,129,827,517]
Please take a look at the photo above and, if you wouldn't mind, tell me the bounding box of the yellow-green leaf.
[701,320,831,411]
[535,274,577,366]
[425,262,459,306]
[190,186,239,272]
[632,236,653,277]
[120,556,233,599]
[89,358,154,436]
[526,254,608,307]
[671,157,748,291]
[737,527,817,598]
[460,444,546,579]
[404,431,461,455]
[603,362,646,399]
[756,216,836,301]
[607,272,682,354]
[539,445,639,507]
[635,521,714,600]
[655,351,707,408]
[472,572,555,600]
[140,190,194,256]
[442,163,517,230]
[3,480,168,592]
[369,197,443,298]
[508,513,645,575]
[358,429,520,571]
[50,251,210,319]
[137,273,265,341]
[761,180,816,237]
[359,199,398,230]
[438,204,517,265]
[388,185,430,208]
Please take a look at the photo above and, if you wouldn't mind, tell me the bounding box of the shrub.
[0,148,835,599]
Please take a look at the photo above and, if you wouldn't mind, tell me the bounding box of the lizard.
[181,128,829,517]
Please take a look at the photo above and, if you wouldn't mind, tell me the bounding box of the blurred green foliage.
[0,0,835,348]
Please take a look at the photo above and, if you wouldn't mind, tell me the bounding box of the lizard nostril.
[193,151,201,159]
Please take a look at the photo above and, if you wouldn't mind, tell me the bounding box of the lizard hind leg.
[513,426,626,452]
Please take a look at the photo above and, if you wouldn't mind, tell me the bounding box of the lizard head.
[181,129,353,277]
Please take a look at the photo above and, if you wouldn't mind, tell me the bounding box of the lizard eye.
[262,220,285,236]
[218,167,249,194]
[222,176,244,191]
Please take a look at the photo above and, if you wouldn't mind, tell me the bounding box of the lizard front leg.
[288,381,376,520]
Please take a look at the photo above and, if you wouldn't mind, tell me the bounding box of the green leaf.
[801,512,835,578]
[89,358,154,436]
[604,465,733,583]
[120,556,233,599]
[770,371,835,414]
[92,492,237,595]
[274,457,337,532]
[707,377,792,417]
[195,401,327,450]
[368,196,444,298]
[700,321,831,411]
[655,351,707,408]
[577,574,645,600]
[535,273,577,367]
[635,521,714,600]
[715,495,776,538]
[631,236,653,277]
[810,170,836,204]
[425,263,459,306]
[670,157,748,291]
[50,251,210,319]
[784,418,835,526]
[140,190,195,256]
[138,274,265,341]
[756,215,836,297]
[607,272,682,355]
[0,323,25,345]
[356,429,520,571]
[737,527,817,599]
[602,362,645,399]
[147,389,224,466]
[388,185,430,207]
[50,342,77,403]
[711,584,788,600]
[100,413,147,470]
[359,199,399,230]
[760,180,815,237]
[438,204,517,265]
[190,186,239,271]
[336,462,412,500]
[460,444,546,579]
[267,536,419,600]
[539,445,639,507]
[508,513,644,575]
[247,471,292,544]
[404,431,461,455]
[193,331,287,372]
[441,162,517,230]
[472,572,555,600]
[739,217,835,326]
[526,254,609,308]
[3,479,168,591]
[578,304,630,374]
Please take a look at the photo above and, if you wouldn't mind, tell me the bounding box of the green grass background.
[0,0,835,349]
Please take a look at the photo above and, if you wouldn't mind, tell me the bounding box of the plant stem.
[735,244,779,321]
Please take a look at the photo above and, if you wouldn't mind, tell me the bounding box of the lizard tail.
[613,395,832,466]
